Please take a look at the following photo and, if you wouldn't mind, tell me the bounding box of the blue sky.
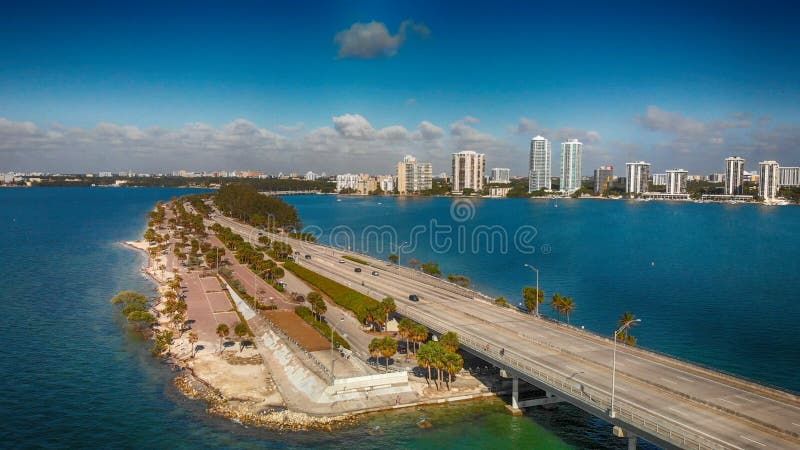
[1,0,799,174]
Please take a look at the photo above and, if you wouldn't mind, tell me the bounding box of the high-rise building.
[666,169,688,195]
[759,161,780,200]
[452,151,486,194]
[560,139,583,193]
[490,168,511,184]
[336,173,359,192]
[593,166,614,193]
[528,136,552,192]
[396,155,433,194]
[779,167,800,186]
[651,173,668,186]
[725,156,745,195]
[625,161,651,194]
[376,175,395,192]
[356,174,377,195]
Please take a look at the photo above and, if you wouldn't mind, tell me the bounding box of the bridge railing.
[396,303,726,450]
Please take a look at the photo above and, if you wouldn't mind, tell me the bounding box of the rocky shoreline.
[124,239,359,432]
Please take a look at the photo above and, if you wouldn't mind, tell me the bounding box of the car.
[371,271,379,276]
[304,254,312,260]
[258,231,264,236]
[339,259,345,263]
[354,267,362,273]
[408,294,419,302]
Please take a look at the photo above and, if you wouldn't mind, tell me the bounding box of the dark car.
[304,254,312,260]
[371,271,379,276]
[408,294,419,302]
[354,267,362,273]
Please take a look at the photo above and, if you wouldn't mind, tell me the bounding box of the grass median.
[294,306,351,350]
[342,255,369,265]
[284,260,379,323]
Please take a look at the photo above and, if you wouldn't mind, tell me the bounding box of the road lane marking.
[660,377,677,385]
[717,397,741,407]
[734,395,756,403]
[738,435,766,447]
[614,385,627,392]
[792,422,800,427]
[675,375,695,383]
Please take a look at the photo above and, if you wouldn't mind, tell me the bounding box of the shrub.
[284,261,379,323]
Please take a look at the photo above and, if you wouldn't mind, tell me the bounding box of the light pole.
[397,241,408,275]
[330,315,345,380]
[523,264,540,316]
[610,318,641,418]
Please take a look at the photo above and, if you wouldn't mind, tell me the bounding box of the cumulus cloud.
[277,122,305,133]
[511,117,539,135]
[334,19,430,59]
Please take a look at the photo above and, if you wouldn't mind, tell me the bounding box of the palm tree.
[381,297,396,327]
[380,337,398,372]
[617,312,639,345]
[398,318,414,356]
[551,294,565,320]
[216,323,230,353]
[417,343,434,386]
[188,332,199,358]
[440,331,459,354]
[413,324,429,354]
[368,338,382,366]
[442,351,464,389]
[429,342,447,390]
[561,297,575,323]
[522,286,544,314]
[234,321,248,352]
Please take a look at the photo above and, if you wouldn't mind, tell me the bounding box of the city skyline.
[1,1,799,175]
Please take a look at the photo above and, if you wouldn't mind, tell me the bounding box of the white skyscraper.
[626,161,651,194]
[396,155,433,194]
[651,173,668,186]
[528,136,551,192]
[666,169,688,195]
[779,167,800,186]
[560,139,583,193]
[725,156,745,195]
[759,161,780,200]
[452,151,486,194]
[490,168,511,184]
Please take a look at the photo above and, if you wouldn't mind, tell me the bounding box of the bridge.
[211,214,800,449]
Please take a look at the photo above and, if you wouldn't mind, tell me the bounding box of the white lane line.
[738,435,767,447]
[675,375,695,383]
[660,377,678,385]
[792,422,800,427]
[614,385,627,392]
[565,365,580,371]
[734,394,756,403]
[717,397,741,407]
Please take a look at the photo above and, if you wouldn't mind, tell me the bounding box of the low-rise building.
[336,173,359,192]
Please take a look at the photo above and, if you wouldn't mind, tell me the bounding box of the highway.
[212,213,800,450]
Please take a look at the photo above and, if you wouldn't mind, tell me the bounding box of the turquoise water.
[285,195,800,393]
[1,188,796,448]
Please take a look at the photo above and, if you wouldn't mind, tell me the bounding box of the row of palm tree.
[368,336,399,371]
[397,318,430,355]
[215,322,249,352]
[365,297,397,331]
[417,340,464,390]
[617,312,639,345]
[551,294,576,323]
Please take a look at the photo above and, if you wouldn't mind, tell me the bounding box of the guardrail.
[396,304,727,450]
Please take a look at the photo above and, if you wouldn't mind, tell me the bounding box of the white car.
[339,259,345,263]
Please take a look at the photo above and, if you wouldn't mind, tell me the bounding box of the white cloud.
[334,19,430,59]
[277,122,305,133]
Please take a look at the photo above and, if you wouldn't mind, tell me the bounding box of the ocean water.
[284,195,800,393]
[1,188,795,449]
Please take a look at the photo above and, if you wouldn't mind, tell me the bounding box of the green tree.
[494,296,509,307]
[381,297,396,327]
[398,318,415,355]
[551,293,565,320]
[380,336,398,372]
[617,312,639,345]
[388,253,399,264]
[369,338,382,366]
[442,351,464,389]
[234,321,248,351]
[216,323,230,353]
[417,342,435,386]
[561,296,575,323]
[412,324,429,354]
[522,286,544,315]
[421,262,442,277]
[440,331,460,354]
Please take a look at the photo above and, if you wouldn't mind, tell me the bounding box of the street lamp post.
[523,264,540,316]
[610,318,641,418]
[397,241,409,275]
